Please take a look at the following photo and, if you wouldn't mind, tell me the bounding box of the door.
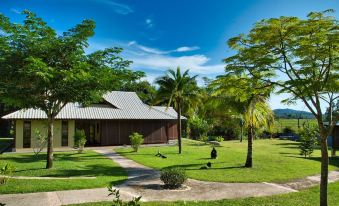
[23,121,31,148]
[88,121,101,145]
[61,121,68,146]
[95,121,101,145]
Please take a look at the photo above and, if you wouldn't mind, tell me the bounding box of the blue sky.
[1,0,338,111]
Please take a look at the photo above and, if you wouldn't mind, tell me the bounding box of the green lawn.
[0,150,127,194]
[69,181,339,206]
[274,118,317,133]
[115,139,339,183]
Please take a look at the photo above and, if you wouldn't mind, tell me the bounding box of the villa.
[2,91,179,150]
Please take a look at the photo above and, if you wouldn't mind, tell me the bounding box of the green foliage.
[199,135,209,144]
[0,163,15,184]
[155,67,199,154]
[0,10,133,168]
[107,185,141,206]
[160,167,187,189]
[74,130,87,153]
[283,126,295,134]
[129,132,144,152]
[299,124,319,157]
[215,136,224,142]
[188,115,211,139]
[32,129,47,158]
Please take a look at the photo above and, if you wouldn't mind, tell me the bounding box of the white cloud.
[96,0,133,15]
[127,41,200,55]
[176,46,200,52]
[10,8,21,14]
[131,54,225,75]
[145,18,154,28]
[87,39,223,76]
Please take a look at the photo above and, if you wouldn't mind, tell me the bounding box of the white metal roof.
[2,91,181,120]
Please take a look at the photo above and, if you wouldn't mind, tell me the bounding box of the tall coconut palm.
[210,74,274,167]
[155,67,198,154]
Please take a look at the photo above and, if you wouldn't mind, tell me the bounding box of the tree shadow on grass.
[293,156,339,168]
[162,163,245,171]
[2,152,109,164]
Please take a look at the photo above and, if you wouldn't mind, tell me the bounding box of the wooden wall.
[76,119,177,146]
[333,126,339,149]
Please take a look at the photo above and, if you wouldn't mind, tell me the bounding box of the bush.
[215,136,224,142]
[160,167,187,189]
[129,132,144,152]
[74,129,87,153]
[108,185,142,206]
[299,124,319,157]
[0,163,15,185]
[199,135,209,144]
[283,126,295,134]
[32,129,47,158]
[188,115,211,139]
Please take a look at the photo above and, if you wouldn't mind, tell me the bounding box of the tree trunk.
[319,129,329,206]
[177,101,182,154]
[240,124,243,142]
[245,125,253,168]
[46,117,54,169]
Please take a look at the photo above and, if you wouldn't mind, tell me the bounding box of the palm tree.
[243,95,274,167]
[210,74,274,167]
[155,67,198,154]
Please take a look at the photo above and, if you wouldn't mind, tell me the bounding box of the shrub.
[32,129,47,158]
[129,132,144,152]
[74,129,87,153]
[283,126,295,134]
[299,124,319,157]
[199,135,209,144]
[215,136,224,142]
[160,167,187,189]
[108,185,142,206]
[0,163,15,185]
[188,115,211,139]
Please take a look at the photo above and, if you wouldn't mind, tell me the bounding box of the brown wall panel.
[333,126,339,149]
[76,119,178,146]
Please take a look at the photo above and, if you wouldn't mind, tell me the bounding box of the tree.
[210,74,274,167]
[155,67,198,154]
[224,10,338,206]
[0,11,131,168]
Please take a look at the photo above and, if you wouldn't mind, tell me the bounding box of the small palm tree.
[155,67,198,154]
[243,95,274,167]
[210,74,274,167]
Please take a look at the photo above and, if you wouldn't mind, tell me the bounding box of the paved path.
[0,149,338,206]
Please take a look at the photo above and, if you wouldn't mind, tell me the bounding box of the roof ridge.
[149,105,178,119]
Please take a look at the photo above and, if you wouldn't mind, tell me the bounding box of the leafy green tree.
[155,67,198,154]
[0,11,130,168]
[210,74,274,167]
[299,124,319,157]
[224,10,338,205]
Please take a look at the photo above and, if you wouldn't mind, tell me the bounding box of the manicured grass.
[0,150,127,194]
[115,139,339,183]
[68,181,339,206]
[274,118,317,133]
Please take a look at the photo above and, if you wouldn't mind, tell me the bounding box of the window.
[62,121,68,146]
[23,121,31,148]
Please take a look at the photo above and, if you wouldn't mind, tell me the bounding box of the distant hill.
[274,108,314,119]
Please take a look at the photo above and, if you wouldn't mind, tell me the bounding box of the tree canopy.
[223,10,338,206]
[0,10,133,168]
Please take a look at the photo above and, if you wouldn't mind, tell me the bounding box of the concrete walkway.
[0,149,338,206]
